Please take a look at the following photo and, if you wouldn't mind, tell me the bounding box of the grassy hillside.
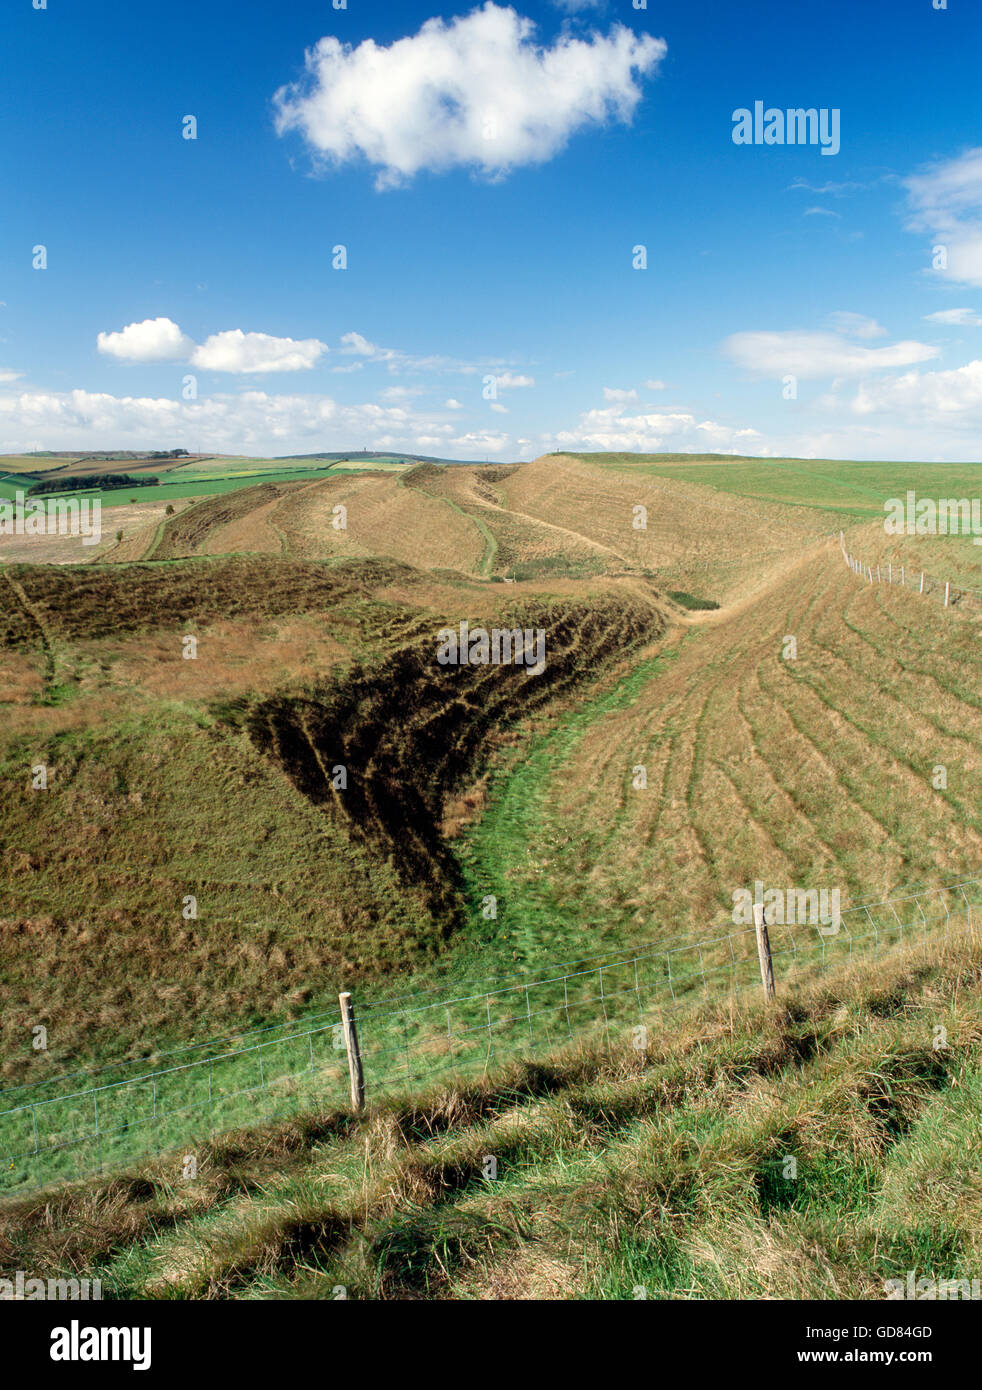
[4,923,982,1299]
[1,451,981,1298]
[565,451,982,521]
[456,534,982,964]
[0,550,669,1083]
[116,454,831,596]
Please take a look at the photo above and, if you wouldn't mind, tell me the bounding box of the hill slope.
[1,454,980,1300]
[3,923,982,1299]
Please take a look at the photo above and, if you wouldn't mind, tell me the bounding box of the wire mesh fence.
[1,876,980,1201]
[841,537,982,611]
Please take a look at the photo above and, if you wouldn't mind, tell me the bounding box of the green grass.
[668,590,720,611]
[565,453,982,522]
[3,453,982,1293]
[0,461,412,509]
[6,928,982,1299]
[453,643,682,968]
[503,553,605,582]
[399,468,499,577]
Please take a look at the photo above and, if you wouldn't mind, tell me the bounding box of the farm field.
[1,450,981,1301]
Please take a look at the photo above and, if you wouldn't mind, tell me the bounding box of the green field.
[568,452,982,521]
[0,460,414,508]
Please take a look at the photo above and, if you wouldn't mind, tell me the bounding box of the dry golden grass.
[464,535,982,955]
[196,495,285,556]
[272,473,488,572]
[497,454,826,599]
[51,456,833,603]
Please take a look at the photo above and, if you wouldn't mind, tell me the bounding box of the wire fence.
[840,534,982,610]
[1,876,980,1201]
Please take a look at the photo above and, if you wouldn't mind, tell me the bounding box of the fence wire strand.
[1,877,980,1200]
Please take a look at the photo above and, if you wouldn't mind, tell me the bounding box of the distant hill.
[273,451,487,467]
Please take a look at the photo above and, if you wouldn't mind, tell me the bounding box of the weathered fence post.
[945,580,951,608]
[920,571,925,594]
[339,991,365,1112]
[752,903,776,1000]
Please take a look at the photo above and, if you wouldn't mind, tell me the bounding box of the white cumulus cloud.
[340,331,386,357]
[96,317,194,363]
[550,405,759,453]
[191,330,327,374]
[273,3,665,189]
[848,359,982,419]
[0,384,505,457]
[450,429,510,453]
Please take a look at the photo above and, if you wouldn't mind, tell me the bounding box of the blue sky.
[3,0,982,460]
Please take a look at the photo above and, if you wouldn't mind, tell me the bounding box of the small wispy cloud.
[904,147,982,289]
[923,307,982,326]
[788,177,873,196]
[723,328,938,379]
[827,312,887,340]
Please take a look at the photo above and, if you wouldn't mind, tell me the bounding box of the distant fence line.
[1,876,980,1201]
[840,532,982,611]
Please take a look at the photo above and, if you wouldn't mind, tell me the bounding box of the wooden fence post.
[945,580,951,608]
[752,902,776,1000]
[920,571,925,594]
[339,991,365,1112]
